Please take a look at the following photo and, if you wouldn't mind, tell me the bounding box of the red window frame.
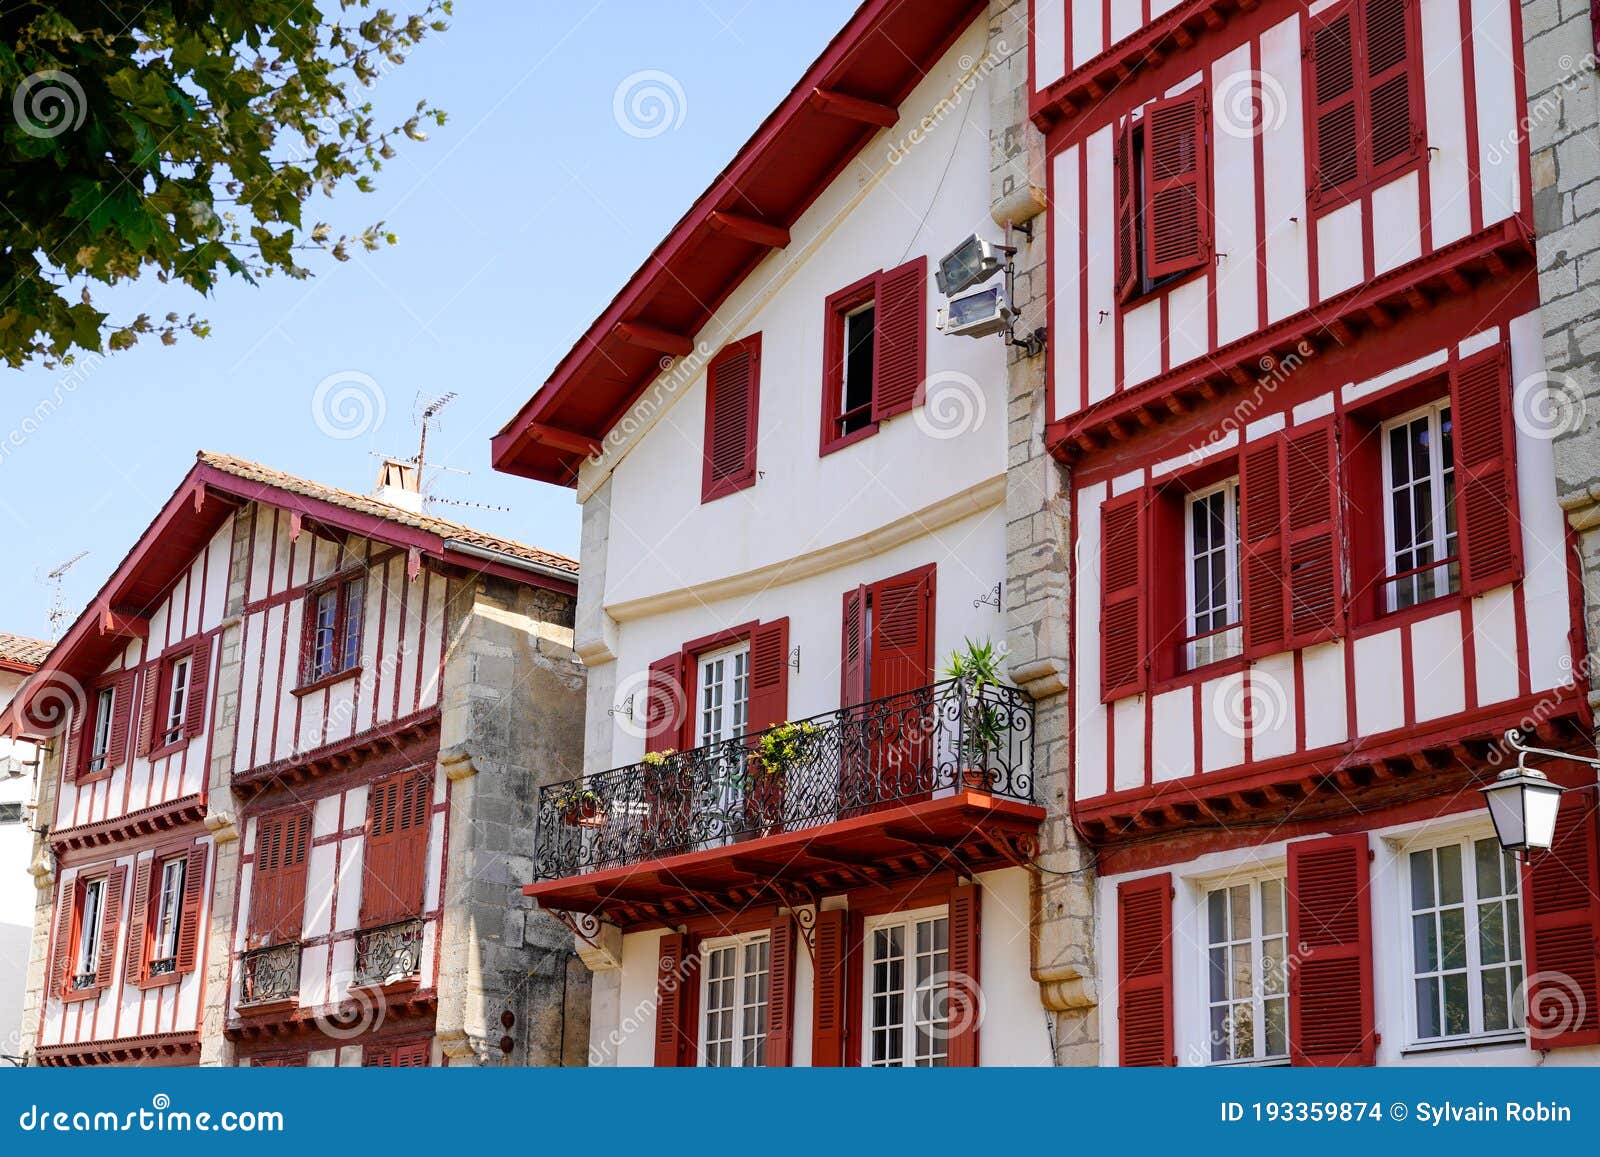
[363,1037,431,1067]
[152,652,192,754]
[74,674,130,783]
[298,571,366,690]
[820,272,881,455]
[56,866,124,1002]
[701,333,762,503]
[1303,0,1427,211]
[141,638,211,759]
[1114,87,1212,305]
[818,258,927,456]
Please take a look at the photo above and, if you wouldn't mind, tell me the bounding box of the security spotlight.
[936,234,1005,295]
[937,282,1015,339]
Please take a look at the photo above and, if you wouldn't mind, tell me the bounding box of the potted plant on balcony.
[748,721,819,834]
[554,784,606,829]
[942,638,1007,792]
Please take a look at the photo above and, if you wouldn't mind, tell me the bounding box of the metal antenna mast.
[44,551,89,640]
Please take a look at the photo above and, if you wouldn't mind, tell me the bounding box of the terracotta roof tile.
[0,633,51,669]
[197,451,577,575]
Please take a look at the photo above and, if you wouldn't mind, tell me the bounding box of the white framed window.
[73,877,107,989]
[163,656,191,747]
[699,932,770,1067]
[696,643,750,747]
[87,686,115,773]
[1405,833,1523,1044]
[1185,479,1242,667]
[149,857,187,973]
[1381,399,1458,611]
[1203,875,1289,1064]
[864,905,949,1067]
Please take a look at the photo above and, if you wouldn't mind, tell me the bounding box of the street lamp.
[1480,730,1571,854]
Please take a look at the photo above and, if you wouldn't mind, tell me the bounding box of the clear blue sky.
[0,0,859,641]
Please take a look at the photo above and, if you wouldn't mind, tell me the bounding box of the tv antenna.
[415,390,458,475]
[44,551,89,640]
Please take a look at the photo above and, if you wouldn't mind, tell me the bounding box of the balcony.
[354,919,425,988]
[238,942,300,1008]
[528,679,1043,925]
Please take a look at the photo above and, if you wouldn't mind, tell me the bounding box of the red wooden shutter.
[871,256,927,421]
[811,907,849,1066]
[365,1039,430,1067]
[1117,874,1173,1066]
[644,653,687,754]
[1452,345,1522,595]
[107,670,135,768]
[1288,833,1375,1065]
[1114,119,1140,302]
[766,914,797,1067]
[947,884,982,1067]
[1363,0,1417,171]
[1523,788,1600,1049]
[124,858,151,986]
[362,769,431,926]
[252,809,312,940]
[1241,437,1288,653]
[61,700,81,782]
[1100,490,1147,701]
[1308,7,1359,196]
[702,334,761,501]
[840,586,868,708]
[1284,422,1343,643]
[184,637,212,739]
[1142,89,1210,280]
[176,843,209,973]
[746,618,790,733]
[654,932,693,1067]
[135,661,160,757]
[49,882,76,995]
[94,867,127,989]
[867,566,934,701]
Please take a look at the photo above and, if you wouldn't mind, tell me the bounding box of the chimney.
[373,458,424,514]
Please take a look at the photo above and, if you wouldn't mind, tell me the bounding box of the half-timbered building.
[1029,0,1600,1065]
[492,0,1051,1067]
[9,452,586,1067]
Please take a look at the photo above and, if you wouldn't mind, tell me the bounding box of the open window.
[301,572,366,687]
[1115,88,1211,303]
[52,866,125,1001]
[127,843,208,987]
[820,258,927,454]
[139,639,212,757]
[75,671,131,781]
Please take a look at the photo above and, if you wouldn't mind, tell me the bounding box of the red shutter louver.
[1114,119,1140,302]
[184,637,212,739]
[1309,8,1359,196]
[947,884,982,1067]
[1100,490,1147,701]
[135,662,160,757]
[702,334,761,501]
[251,809,312,941]
[1363,0,1416,171]
[361,769,431,927]
[176,843,209,974]
[1241,438,1288,653]
[870,256,927,421]
[643,652,689,853]
[124,857,151,986]
[811,907,849,1066]
[1452,345,1523,595]
[841,586,868,708]
[107,670,135,768]
[766,914,797,1067]
[1143,89,1210,280]
[644,653,687,755]
[746,619,790,734]
[867,566,934,701]
[1284,422,1343,643]
[49,882,76,996]
[1288,833,1375,1065]
[1117,874,1173,1066]
[94,867,126,990]
[1523,787,1600,1049]
[653,932,693,1067]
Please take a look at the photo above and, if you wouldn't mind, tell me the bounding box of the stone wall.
[1525,3,1600,705]
[989,0,1101,1064]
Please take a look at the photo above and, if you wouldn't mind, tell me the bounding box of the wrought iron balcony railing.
[533,677,1034,881]
[354,918,425,987]
[238,942,300,1006]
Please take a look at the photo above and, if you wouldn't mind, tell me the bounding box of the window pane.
[1474,837,1501,899]
[1443,972,1470,1036]
[1436,844,1462,905]
[1415,977,1441,1039]
[1412,913,1438,972]
[1409,850,1433,909]
[1208,946,1228,1003]
[1260,879,1284,937]
[1478,901,1506,966]
[1482,966,1510,1032]
[1439,907,1467,971]
[1264,997,1288,1059]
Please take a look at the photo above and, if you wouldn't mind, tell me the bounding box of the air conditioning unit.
[936,282,1015,339]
